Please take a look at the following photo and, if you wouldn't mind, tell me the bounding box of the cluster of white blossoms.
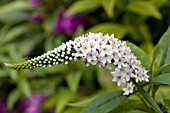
[72,32,149,95]
[5,32,149,95]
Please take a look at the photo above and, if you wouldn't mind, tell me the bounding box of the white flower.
[143,69,149,82]
[98,40,107,49]
[99,45,113,56]
[112,74,126,86]
[123,82,135,95]
[123,47,132,60]
[112,68,126,86]
[135,74,142,83]
[87,41,98,52]
[74,36,84,44]
[113,57,126,69]
[99,63,112,69]
[87,51,98,62]
[100,54,113,64]
[75,48,84,57]
[124,68,134,81]
[81,44,91,54]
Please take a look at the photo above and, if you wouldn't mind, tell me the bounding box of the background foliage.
[0,0,170,113]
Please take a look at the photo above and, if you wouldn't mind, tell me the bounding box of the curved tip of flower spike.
[4,63,12,68]
[4,62,32,70]
[4,63,24,70]
[4,40,76,70]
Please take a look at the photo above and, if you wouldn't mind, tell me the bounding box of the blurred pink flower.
[20,95,43,113]
[30,0,39,7]
[31,13,42,23]
[54,10,86,35]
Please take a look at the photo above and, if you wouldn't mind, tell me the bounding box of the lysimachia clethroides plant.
[5,26,170,113]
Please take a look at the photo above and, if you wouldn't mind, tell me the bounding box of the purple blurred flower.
[20,95,43,113]
[0,98,7,113]
[30,0,39,7]
[31,13,42,23]
[54,10,86,35]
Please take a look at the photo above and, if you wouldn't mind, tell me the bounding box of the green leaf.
[81,91,128,113]
[127,110,149,113]
[163,99,170,111]
[138,88,163,113]
[150,73,170,85]
[152,26,170,74]
[17,73,31,97]
[67,98,93,107]
[127,1,162,19]
[151,0,167,8]
[0,11,30,23]
[55,88,74,113]
[43,92,59,109]
[110,100,147,113]
[67,0,101,15]
[0,24,12,43]
[138,24,152,42]
[9,70,18,81]
[7,89,21,110]
[66,71,82,93]
[42,11,57,33]
[17,34,43,56]
[0,69,8,77]
[140,42,154,60]
[43,88,74,113]
[100,0,116,18]
[72,26,84,40]
[0,1,32,14]
[64,107,83,113]
[152,52,164,76]
[86,23,127,39]
[2,24,32,43]
[127,42,150,70]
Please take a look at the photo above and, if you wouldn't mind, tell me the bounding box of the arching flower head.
[5,32,149,95]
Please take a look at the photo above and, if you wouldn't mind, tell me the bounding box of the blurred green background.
[0,0,170,113]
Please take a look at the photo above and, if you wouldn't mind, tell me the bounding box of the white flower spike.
[5,32,149,95]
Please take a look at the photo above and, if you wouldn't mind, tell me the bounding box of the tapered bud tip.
[4,63,14,69]
[4,63,22,70]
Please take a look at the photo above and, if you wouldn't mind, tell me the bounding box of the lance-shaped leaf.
[81,91,128,113]
[110,100,149,113]
[67,0,101,15]
[86,23,127,39]
[138,88,163,113]
[100,0,116,18]
[66,71,82,93]
[127,1,162,19]
[150,73,170,85]
[7,89,21,110]
[0,1,32,14]
[152,26,170,74]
